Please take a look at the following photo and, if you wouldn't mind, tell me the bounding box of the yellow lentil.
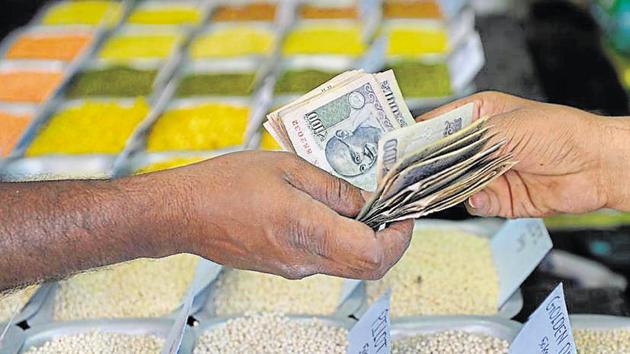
[41,1,122,26]
[53,254,199,320]
[147,103,249,152]
[367,228,499,317]
[260,131,281,151]
[99,33,179,60]
[283,24,366,56]
[190,27,274,58]
[136,157,208,174]
[128,5,202,25]
[27,99,149,156]
[387,27,448,56]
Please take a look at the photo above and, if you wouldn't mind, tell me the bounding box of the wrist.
[594,116,630,211]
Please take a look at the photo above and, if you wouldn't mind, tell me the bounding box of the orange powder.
[0,71,63,103]
[0,112,31,156]
[213,3,277,21]
[6,33,92,61]
[300,5,359,19]
[383,1,442,19]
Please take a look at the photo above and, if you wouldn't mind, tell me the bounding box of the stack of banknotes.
[264,70,515,228]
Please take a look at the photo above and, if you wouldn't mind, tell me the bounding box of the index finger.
[416,91,527,122]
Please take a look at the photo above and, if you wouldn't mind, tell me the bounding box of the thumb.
[285,156,366,218]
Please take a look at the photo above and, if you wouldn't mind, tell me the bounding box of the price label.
[348,290,392,354]
[510,284,576,354]
[492,218,553,306]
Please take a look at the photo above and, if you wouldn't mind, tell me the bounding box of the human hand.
[418,91,630,218]
[156,150,413,280]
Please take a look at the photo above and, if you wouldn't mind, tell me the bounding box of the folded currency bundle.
[264,70,515,228]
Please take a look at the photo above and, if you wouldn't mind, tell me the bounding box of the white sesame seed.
[23,331,165,354]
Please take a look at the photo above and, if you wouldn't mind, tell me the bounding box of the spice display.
[147,103,249,152]
[545,211,630,229]
[53,254,198,320]
[387,27,448,56]
[392,331,509,354]
[66,66,158,98]
[136,157,208,174]
[275,69,340,94]
[175,72,256,97]
[6,32,92,61]
[574,329,630,353]
[0,285,37,322]
[383,0,442,19]
[24,332,164,354]
[214,270,343,315]
[190,27,274,58]
[99,33,179,60]
[300,4,359,19]
[388,60,452,97]
[27,99,149,156]
[0,70,63,103]
[260,130,281,150]
[128,5,201,25]
[283,24,365,55]
[213,3,277,22]
[41,1,123,26]
[367,228,499,317]
[0,111,31,157]
[194,313,348,354]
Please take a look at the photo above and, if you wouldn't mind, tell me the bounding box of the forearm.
[597,116,630,211]
[0,175,183,292]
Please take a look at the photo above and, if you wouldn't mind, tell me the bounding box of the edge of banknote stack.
[264,70,516,229]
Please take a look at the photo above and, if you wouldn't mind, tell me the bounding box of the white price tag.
[348,290,392,354]
[492,218,553,307]
[510,284,577,354]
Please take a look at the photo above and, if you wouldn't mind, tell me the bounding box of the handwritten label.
[348,290,391,354]
[492,218,553,307]
[510,284,576,354]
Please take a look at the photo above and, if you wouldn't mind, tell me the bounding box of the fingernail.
[468,191,488,212]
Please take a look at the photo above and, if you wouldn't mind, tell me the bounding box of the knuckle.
[278,264,311,280]
[360,247,384,271]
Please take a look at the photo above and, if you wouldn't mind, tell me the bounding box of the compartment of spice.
[174,59,263,98]
[140,97,252,154]
[363,219,526,319]
[282,20,368,56]
[0,155,116,182]
[64,59,174,102]
[192,314,352,354]
[544,210,630,230]
[571,314,630,353]
[126,1,206,27]
[35,0,126,28]
[274,55,355,96]
[189,22,276,59]
[14,319,195,354]
[97,26,185,62]
[0,26,96,63]
[212,0,279,22]
[195,267,365,321]
[29,254,209,323]
[0,61,66,105]
[299,0,360,20]
[24,98,150,157]
[0,104,37,158]
[382,0,467,21]
[391,316,521,353]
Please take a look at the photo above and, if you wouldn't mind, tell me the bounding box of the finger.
[372,219,414,277]
[415,91,526,123]
[284,155,366,217]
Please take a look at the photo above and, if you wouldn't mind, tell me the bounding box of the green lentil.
[388,61,452,98]
[274,69,339,94]
[175,73,255,97]
[66,66,158,98]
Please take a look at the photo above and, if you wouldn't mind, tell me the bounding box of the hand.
[156,150,413,280]
[418,91,630,218]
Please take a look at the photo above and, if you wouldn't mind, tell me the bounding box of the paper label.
[509,284,577,354]
[447,32,485,92]
[348,290,392,354]
[492,218,553,307]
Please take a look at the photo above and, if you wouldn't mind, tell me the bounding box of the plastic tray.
[391,315,522,342]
